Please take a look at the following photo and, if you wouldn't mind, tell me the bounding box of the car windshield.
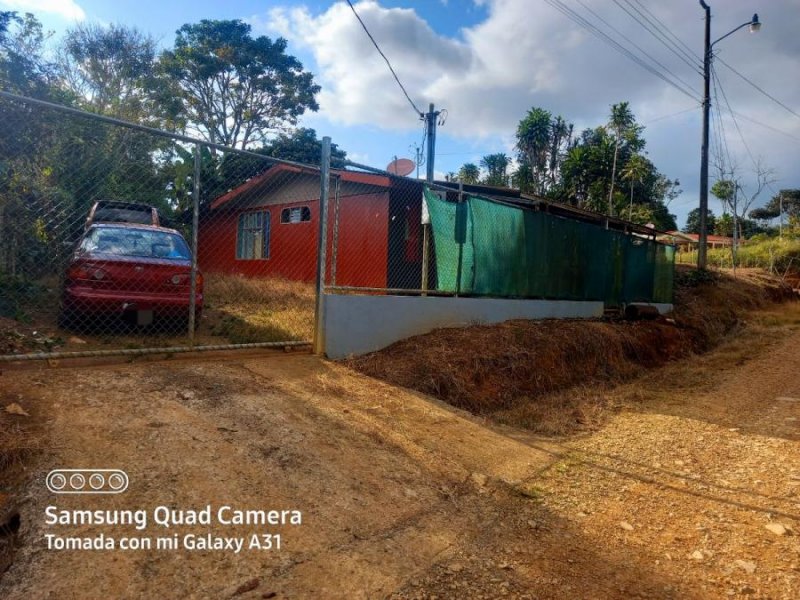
[82,227,191,260]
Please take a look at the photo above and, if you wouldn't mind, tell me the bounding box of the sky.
[3,0,800,229]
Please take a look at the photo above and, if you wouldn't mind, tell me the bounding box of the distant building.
[659,231,737,252]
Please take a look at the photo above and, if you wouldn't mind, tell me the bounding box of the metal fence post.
[313,137,331,355]
[456,180,464,296]
[330,175,341,287]
[188,142,200,342]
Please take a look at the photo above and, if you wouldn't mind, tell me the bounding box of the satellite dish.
[386,157,415,177]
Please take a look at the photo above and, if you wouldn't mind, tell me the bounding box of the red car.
[60,223,203,329]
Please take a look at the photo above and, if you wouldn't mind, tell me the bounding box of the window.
[236,211,270,259]
[83,226,191,260]
[280,206,311,224]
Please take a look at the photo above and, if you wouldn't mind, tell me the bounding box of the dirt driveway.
[1,314,800,598]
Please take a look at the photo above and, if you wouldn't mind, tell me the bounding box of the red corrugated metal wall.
[198,192,389,288]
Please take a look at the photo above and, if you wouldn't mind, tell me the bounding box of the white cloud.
[255,1,472,130]
[253,0,800,222]
[255,0,703,137]
[0,0,85,21]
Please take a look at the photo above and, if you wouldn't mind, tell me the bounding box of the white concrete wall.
[323,294,605,359]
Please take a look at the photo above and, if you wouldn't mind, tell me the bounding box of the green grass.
[677,235,800,274]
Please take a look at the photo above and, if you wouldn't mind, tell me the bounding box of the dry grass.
[0,411,41,575]
[203,274,315,343]
[348,267,797,436]
[0,424,40,472]
[348,319,682,415]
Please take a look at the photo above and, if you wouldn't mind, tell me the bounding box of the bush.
[705,237,800,273]
[0,273,49,321]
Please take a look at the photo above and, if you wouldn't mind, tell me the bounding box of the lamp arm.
[710,21,756,50]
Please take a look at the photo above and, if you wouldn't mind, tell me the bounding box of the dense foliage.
[0,12,334,279]
[459,103,680,231]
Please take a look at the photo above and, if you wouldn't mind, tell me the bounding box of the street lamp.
[697,2,760,270]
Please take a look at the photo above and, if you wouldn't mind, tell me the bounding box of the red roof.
[210,163,392,210]
[664,231,734,244]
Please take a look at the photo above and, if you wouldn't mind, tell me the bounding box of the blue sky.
[3,0,800,228]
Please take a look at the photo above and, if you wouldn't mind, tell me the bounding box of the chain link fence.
[0,92,317,360]
[0,90,677,361]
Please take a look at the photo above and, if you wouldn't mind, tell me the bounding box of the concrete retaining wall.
[323,294,605,359]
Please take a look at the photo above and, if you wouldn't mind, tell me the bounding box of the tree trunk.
[608,137,619,217]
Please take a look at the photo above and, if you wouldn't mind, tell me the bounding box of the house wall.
[198,192,390,287]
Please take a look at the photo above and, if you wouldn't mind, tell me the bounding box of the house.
[659,231,737,252]
[200,165,674,306]
[198,164,424,289]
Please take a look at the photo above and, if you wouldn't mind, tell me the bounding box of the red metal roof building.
[198,164,424,289]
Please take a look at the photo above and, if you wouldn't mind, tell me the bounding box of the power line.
[345,0,423,117]
[716,57,800,122]
[574,0,698,92]
[622,0,704,72]
[730,111,800,145]
[710,68,734,177]
[713,65,759,171]
[643,105,699,124]
[629,0,703,65]
[543,0,699,102]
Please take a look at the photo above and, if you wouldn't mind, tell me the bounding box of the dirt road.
[1,308,799,598]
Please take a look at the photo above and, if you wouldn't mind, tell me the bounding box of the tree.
[606,102,639,217]
[712,160,775,244]
[711,179,736,211]
[559,127,615,213]
[480,153,509,187]
[457,163,480,185]
[159,19,320,149]
[620,154,648,221]
[515,107,573,195]
[764,189,800,231]
[715,213,734,237]
[516,107,551,193]
[262,128,346,165]
[0,11,54,96]
[57,23,172,123]
[557,118,676,229]
[685,207,717,234]
[749,205,779,224]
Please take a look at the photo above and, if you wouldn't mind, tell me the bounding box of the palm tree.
[480,153,510,187]
[516,107,552,193]
[457,163,480,185]
[607,102,635,216]
[621,154,649,220]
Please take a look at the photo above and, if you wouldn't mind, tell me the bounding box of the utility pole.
[420,103,440,294]
[779,191,784,237]
[699,0,712,270]
[411,144,422,179]
[697,2,760,270]
[425,103,439,183]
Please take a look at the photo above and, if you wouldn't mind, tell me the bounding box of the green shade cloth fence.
[424,187,674,306]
